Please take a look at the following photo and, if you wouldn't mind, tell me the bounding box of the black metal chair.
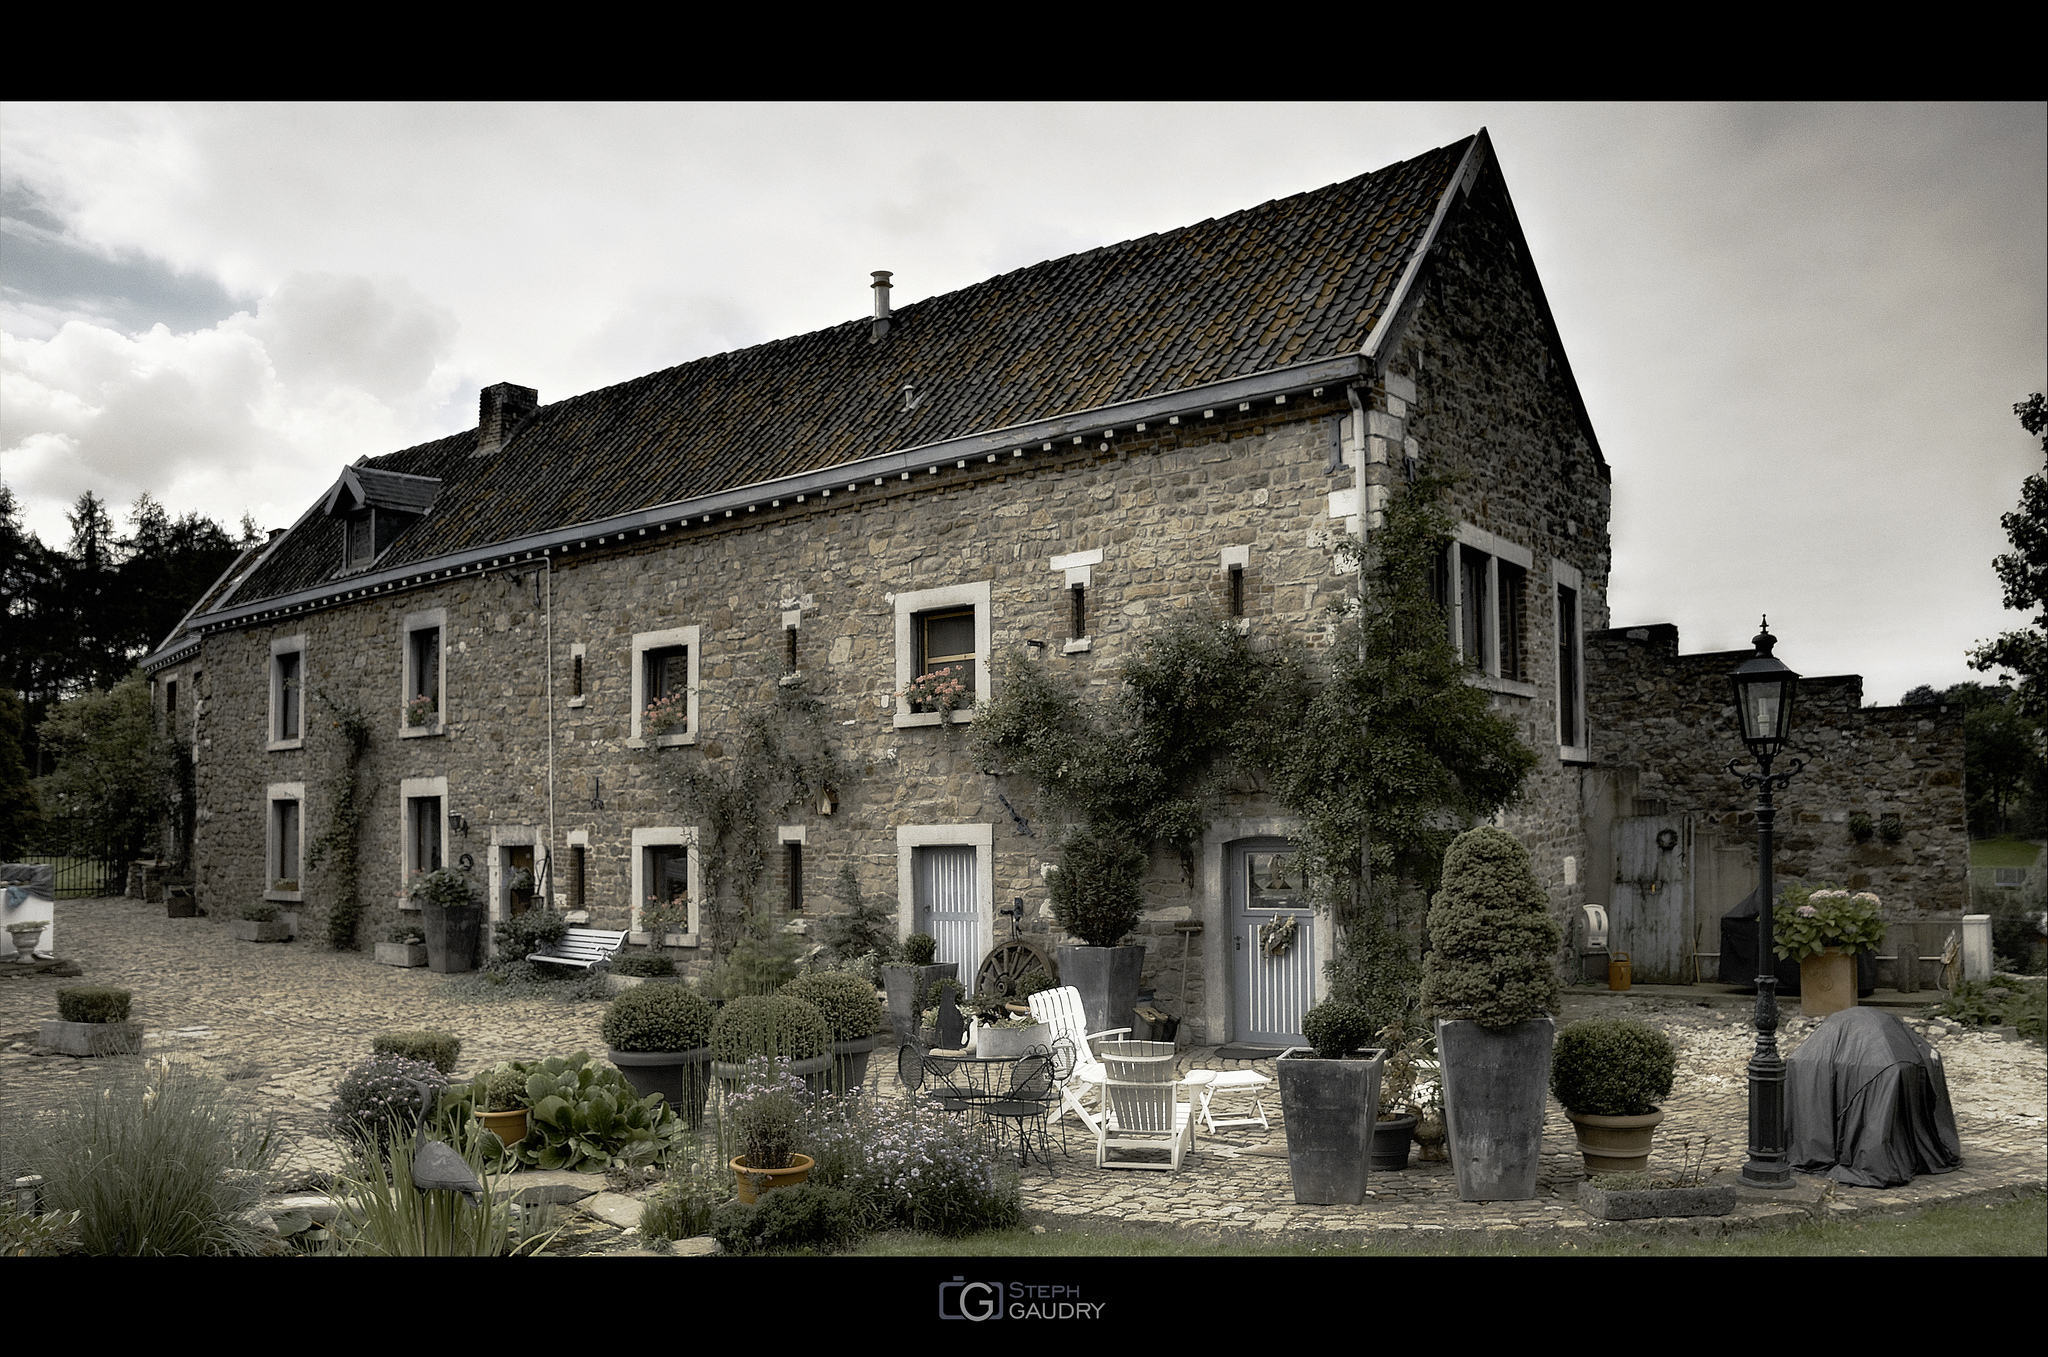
[897,1042,979,1115]
[979,1045,1063,1175]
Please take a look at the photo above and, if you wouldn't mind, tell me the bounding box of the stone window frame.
[628,625,699,749]
[265,780,306,902]
[1553,558,1589,763]
[399,607,447,739]
[268,635,308,751]
[568,642,587,708]
[399,775,449,903]
[1049,550,1100,655]
[892,581,991,728]
[894,822,994,952]
[630,825,701,946]
[1448,525,1538,700]
[486,823,544,936]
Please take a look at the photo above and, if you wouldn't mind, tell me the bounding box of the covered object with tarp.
[1787,1008,1962,1187]
[2,863,57,960]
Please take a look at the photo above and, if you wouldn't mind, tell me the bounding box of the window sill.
[1559,744,1592,765]
[567,696,587,708]
[399,723,446,739]
[893,709,976,729]
[626,732,695,749]
[1062,637,1094,655]
[630,930,699,948]
[266,737,305,752]
[1468,675,1538,699]
[263,890,304,903]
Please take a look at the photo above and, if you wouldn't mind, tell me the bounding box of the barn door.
[914,845,983,984]
[1611,815,1692,984]
[1229,838,1315,1046]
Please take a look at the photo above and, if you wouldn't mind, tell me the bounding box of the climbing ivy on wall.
[306,689,373,950]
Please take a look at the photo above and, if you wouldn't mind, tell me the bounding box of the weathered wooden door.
[1229,838,1315,1046]
[1610,815,1692,984]
[914,845,983,984]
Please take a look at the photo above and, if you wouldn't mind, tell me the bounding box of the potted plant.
[1551,1017,1676,1175]
[39,985,142,1056]
[602,981,717,1128]
[782,971,885,1092]
[1048,826,1148,1044]
[232,902,292,943]
[475,1063,533,1153]
[710,993,832,1097]
[410,867,482,974]
[881,932,956,1045]
[1420,827,1563,1202]
[1369,1016,1428,1170]
[1276,999,1386,1204]
[726,1060,814,1203]
[972,1008,1051,1059]
[1776,884,1885,1019]
[376,921,429,968]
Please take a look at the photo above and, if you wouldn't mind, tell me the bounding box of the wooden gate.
[1610,815,1693,984]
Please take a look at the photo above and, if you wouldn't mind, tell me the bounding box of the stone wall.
[1585,623,1968,917]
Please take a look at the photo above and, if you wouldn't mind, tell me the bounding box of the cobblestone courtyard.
[5,897,2042,1252]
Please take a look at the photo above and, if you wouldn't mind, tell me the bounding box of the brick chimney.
[474,383,539,458]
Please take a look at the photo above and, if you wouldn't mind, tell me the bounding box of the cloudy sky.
[3,102,2043,704]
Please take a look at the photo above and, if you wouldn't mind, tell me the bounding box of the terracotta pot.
[731,1151,814,1204]
[1565,1106,1665,1174]
[477,1106,528,1151]
[1799,947,1858,1018]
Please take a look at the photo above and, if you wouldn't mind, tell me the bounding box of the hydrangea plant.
[1773,884,1886,960]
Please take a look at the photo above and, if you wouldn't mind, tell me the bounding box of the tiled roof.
[230,136,1474,607]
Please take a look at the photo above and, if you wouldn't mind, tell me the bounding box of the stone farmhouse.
[138,129,1963,1042]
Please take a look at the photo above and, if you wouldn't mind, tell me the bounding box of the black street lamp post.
[1727,618,1805,1189]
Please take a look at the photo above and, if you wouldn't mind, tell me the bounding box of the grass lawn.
[1971,837,2046,869]
[846,1192,2045,1257]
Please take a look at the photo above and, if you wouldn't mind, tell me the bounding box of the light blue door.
[1229,838,1314,1046]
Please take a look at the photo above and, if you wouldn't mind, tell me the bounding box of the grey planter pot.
[1435,1016,1555,1202]
[830,1034,880,1093]
[975,1021,1050,1059]
[1372,1112,1419,1171]
[39,1020,143,1056]
[231,920,292,943]
[712,1052,833,1099]
[422,902,482,973]
[1578,1182,1736,1221]
[1056,945,1145,1044]
[609,1046,714,1129]
[1276,1048,1386,1204]
[375,941,429,967]
[882,963,957,1046]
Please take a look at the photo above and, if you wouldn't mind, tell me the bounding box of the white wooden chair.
[1028,986,1129,1134]
[1095,1040,1193,1172]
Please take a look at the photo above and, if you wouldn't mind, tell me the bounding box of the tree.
[1969,394,2048,718]
[0,690,41,857]
[32,675,175,870]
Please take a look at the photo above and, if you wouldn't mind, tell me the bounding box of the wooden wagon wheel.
[975,937,1058,999]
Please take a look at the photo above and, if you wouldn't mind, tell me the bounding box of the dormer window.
[321,464,441,575]
[344,510,410,570]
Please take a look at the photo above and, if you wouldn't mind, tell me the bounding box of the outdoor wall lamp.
[448,812,469,838]
[1726,617,1805,1190]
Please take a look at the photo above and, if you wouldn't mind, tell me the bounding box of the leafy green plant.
[711,993,831,1063]
[729,1059,807,1170]
[330,1053,450,1151]
[305,690,372,949]
[1929,977,2045,1043]
[1047,825,1147,948]
[1550,1018,1676,1115]
[384,921,425,945]
[611,949,677,978]
[7,1057,280,1256]
[902,932,938,967]
[409,867,477,910]
[602,982,715,1052]
[1420,827,1562,1029]
[241,902,281,923]
[1847,812,1875,843]
[823,863,897,964]
[516,1052,684,1171]
[493,906,569,963]
[482,1065,530,1113]
[782,971,883,1043]
[372,1030,462,1074]
[1773,884,1886,960]
[1,1202,81,1257]
[55,985,131,1024]
[801,1091,1021,1236]
[1300,999,1377,1059]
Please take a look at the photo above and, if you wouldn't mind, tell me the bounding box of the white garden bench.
[527,927,629,971]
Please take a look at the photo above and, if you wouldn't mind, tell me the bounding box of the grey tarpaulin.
[1787,1007,1961,1187]
[2,863,57,906]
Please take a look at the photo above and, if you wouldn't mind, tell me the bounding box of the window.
[1554,558,1588,760]
[630,826,700,942]
[266,781,305,900]
[629,626,699,747]
[778,826,806,913]
[1048,549,1100,655]
[400,608,447,735]
[893,582,990,728]
[409,797,443,875]
[269,636,307,749]
[400,776,449,885]
[1442,526,1535,695]
[342,508,412,571]
[165,678,178,715]
[568,643,586,708]
[1220,545,1250,620]
[569,844,587,911]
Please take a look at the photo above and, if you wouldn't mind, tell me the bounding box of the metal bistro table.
[904,1045,1063,1172]
[921,1049,1026,1112]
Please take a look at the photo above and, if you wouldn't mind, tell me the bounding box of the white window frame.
[399,775,450,901]
[265,781,306,902]
[1553,558,1589,763]
[893,581,991,728]
[1449,525,1537,699]
[630,825,701,946]
[268,635,307,751]
[399,607,448,738]
[895,822,994,951]
[628,625,700,748]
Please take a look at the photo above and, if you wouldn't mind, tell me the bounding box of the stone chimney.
[475,382,539,458]
[870,271,892,344]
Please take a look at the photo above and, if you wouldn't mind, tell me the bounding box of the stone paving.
[4,896,2042,1253]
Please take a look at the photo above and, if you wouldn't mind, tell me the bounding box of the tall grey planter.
[1056,945,1145,1044]
[1435,1016,1555,1202]
[1276,1048,1386,1204]
[422,902,482,974]
[882,963,957,1046]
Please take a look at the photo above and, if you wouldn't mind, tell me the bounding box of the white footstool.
[1181,1069,1271,1134]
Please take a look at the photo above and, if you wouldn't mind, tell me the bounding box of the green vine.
[306,688,373,950]
[639,678,846,957]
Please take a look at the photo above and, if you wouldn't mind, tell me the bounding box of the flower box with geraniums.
[232,902,293,943]
[899,666,971,725]
[410,867,482,974]
[1048,826,1149,1045]
[404,693,436,728]
[1421,827,1563,1202]
[376,921,429,968]
[1776,884,1886,1018]
[783,970,886,1092]
[710,992,833,1096]
[1277,999,1387,1204]
[725,1059,815,1203]
[602,981,717,1128]
[40,985,142,1057]
[1551,1017,1676,1177]
[637,892,689,946]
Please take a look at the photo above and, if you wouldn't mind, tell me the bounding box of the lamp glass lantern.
[1731,625,1798,758]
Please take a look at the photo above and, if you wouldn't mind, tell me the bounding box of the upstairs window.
[400,609,447,734]
[630,626,700,747]
[1443,528,1534,690]
[917,608,978,703]
[277,652,301,740]
[893,582,989,728]
[408,795,443,876]
[269,637,307,749]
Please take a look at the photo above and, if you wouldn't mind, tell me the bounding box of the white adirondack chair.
[1027,985,1130,1133]
[1095,1040,1193,1171]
